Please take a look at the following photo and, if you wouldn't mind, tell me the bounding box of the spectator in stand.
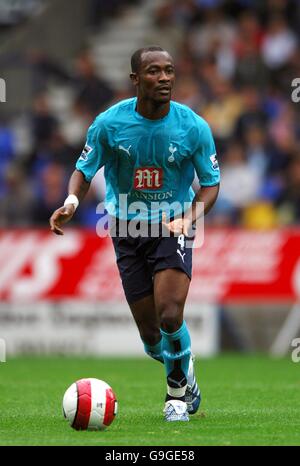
[26,94,61,176]
[32,163,68,225]
[234,86,268,142]
[171,0,200,29]
[234,42,269,89]
[46,130,77,172]
[244,125,269,180]
[277,154,300,223]
[261,14,297,70]
[233,11,269,88]
[25,48,72,94]
[202,77,244,151]
[234,10,263,58]
[194,55,220,102]
[173,75,203,112]
[73,51,114,117]
[216,141,261,222]
[61,98,94,150]
[0,164,34,227]
[269,103,300,156]
[144,2,185,60]
[187,6,236,61]
[30,93,58,149]
[27,129,77,177]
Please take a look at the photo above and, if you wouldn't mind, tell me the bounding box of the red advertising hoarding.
[1,228,300,303]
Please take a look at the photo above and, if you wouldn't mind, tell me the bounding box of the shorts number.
[178,234,185,251]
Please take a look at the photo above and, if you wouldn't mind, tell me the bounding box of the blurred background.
[1,0,300,358]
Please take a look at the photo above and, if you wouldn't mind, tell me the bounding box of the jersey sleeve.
[192,120,220,187]
[75,117,107,182]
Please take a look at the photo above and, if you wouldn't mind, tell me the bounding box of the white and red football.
[62,378,118,431]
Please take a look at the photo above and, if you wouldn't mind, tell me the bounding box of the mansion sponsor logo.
[130,190,174,201]
[0,78,6,102]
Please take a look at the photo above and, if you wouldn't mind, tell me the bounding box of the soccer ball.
[62,378,118,431]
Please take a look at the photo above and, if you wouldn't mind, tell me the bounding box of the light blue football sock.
[143,338,164,363]
[160,320,191,399]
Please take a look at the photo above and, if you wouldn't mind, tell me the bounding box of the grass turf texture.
[0,354,299,446]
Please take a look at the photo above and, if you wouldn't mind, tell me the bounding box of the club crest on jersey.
[134,167,163,190]
[210,153,219,170]
[80,144,93,161]
[168,143,177,162]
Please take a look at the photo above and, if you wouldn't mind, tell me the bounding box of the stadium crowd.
[1,0,300,229]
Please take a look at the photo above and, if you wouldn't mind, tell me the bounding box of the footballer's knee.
[139,327,161,346]
[159,303,183,333]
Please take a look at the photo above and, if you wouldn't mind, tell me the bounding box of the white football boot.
[163,399,189,422]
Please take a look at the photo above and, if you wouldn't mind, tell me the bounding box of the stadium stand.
[1,0,300,229]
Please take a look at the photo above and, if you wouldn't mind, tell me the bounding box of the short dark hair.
[131,46,167,73]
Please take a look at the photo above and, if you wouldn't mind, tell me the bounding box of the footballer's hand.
[161,212,193,236]
[49,204,75,235]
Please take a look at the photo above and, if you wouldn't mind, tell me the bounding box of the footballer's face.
[131,51,175,103]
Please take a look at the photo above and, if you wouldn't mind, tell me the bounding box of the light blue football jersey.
[76,97,220,222]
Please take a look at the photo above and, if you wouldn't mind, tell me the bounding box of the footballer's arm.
[50,169,90,235]
[162,183,219,236]
[190,183,220,222]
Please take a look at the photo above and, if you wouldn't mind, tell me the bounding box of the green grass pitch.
[0,354,299,446]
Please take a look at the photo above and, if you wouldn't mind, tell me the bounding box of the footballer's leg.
[111,235,163,362]
[129,294,163,363]
[154,268,200,420]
